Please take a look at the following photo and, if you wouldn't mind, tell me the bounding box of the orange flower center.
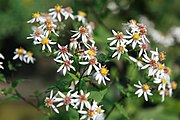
[150,60,157,68]
[142,85,149,91]
[17,48,24,55]
[64,97,71,104]
[116,33,123,40]
[45,98,54,107]
[89,57,97,65]
[79,26,87,33]
[88,110,95,117]
[55,5,61,12]
[80,95,86,101]
[118,46,124,52]
[64,60,71,66]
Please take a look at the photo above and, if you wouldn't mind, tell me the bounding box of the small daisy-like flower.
[13,47,26,61]
[163,67,171,76]
[0,53,4,69]
[73,90,90,110]
[69,38,78,50]
[141,53,159,76]
[123,19,138,33]
[110,42,128,60]
[54,58,75,76]
[27,26,44,42]
[129,56,143,67]
[39,16,57,31]
[126,32,143,49]
[86,22,95,34]
[76,11,87,24]
[56,91,77,111]
[150,48,166,61]
[34,35,56,52]
[168,81,177,97]
[45,90,60,113]
[154,75,170,90]
[78,102,97,120]
[61,7,74,20]
[71,26,89,43]
[134,81,153,101]
[27,12,45,23]
[54,44,73,59]
[44,23,59,37]
[23,51,36,64]
[159,89,169,102]
[155,63,165,78]
[137,23,149,43]
[138,43,148,57]
[49,5,64,22]
[94,64,110,85]
[83,44,97,59]
[79,56,99,75]
[107,30,128,46]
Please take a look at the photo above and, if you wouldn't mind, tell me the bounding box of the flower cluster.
[107,19,177,102]
[45,90,105,120]
[0,53,4,69]
[13,47,35,64]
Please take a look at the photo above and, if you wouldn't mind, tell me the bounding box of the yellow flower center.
[130,19,137,25]
[27,51,33,57]
[142,85,149,91]
[116,33,123,40]
[161,78,167,84]
[33,12,40,18]
[97,106,102,113]
[88,110,95,117]
[79,26,87,33]
[158,63,164,70]
[78,11,86,17]
[133,33,140,40]
[88,50,95,57]
[46,19,51,25]
[100,66,109,76]
[118,46,124,52]
[158,52,166,61]
[41,38,49,45]
[55,5,61,12]
[17,48,24,55]
[171,82,177,90]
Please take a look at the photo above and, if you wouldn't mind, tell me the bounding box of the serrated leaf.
[115,103,129,120]
[89,88,108,102]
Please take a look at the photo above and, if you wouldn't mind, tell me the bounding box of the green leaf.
[8,61,16,71]
[1,87,14,96]
[67,72,79,80]
[115,103,129,120]
[89,88,108,102]
[0,73,6,82]
[12,79,22,88]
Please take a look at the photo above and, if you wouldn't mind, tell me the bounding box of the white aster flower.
[154,75,170,90]
[71,26,89,43]
[34,35,56,52]
[137,23,150,43]
[54,58,75,76]
[45,90,61,113]
[138,43,148,57]
[76,11,87,24]
[134,81,153,101]
[94,64,110,85]
[129,56,143,67]
[107,30,129,46]
[83,43,97,59]
[0,53,4,69]
[49,5,64,22]
[150,48,166,61]
[73,90,90,110]
[168,81,177,97]
[123,19,139,33]
[23,51,35,64]
[27,12,45,23]
[79,56,99,75]
[126,32,143,49]
[78,101,97,120]
[61,7,74,20]
[110,42,128,60]
[13,47,26,61]
[69,38,78,50]
[27,26,44,42]
[54,44,73,60]
[56,90,77,111]
[141,53,159,76]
